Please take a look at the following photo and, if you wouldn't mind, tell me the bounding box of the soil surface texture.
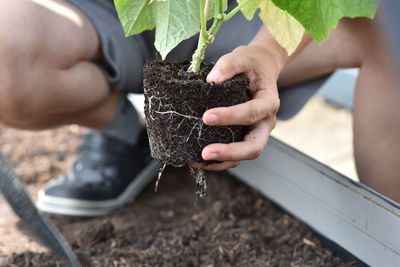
[0,126,355,266]
[144,61,249,167]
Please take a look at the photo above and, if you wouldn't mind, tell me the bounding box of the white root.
[149,97,207,144]
[155,163,167,192]
[154,110,200,121]
[189,167,207,201]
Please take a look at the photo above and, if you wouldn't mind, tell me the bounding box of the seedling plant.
[114,0,377,198]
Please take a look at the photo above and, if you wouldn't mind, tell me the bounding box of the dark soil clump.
[143,61,249,166]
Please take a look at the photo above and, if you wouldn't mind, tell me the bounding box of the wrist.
[248,26,312,74]
[250,43,287,75]
[248,27,289,71]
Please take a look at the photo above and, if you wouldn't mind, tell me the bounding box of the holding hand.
[191,28,310,171]
[194,45,283,171]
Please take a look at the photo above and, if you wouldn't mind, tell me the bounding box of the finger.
[189,163,203,169]
[203,90,280,126]
[191,161,242,171]
[207,46,256,84]
[202,120,272,162]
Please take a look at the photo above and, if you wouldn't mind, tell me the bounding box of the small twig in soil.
[155,163,167,192]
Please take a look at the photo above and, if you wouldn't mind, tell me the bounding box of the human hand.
[191,45,282,171]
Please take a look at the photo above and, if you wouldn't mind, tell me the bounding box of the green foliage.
[115,0,377,64]
[238,0,305,55]
[114,0,228,60]
[115,0,199,59]
[153,0,200,59]
[271,0,377,42]
[114,0,155,36]
[238,0,262,20]
[257,0,305,55]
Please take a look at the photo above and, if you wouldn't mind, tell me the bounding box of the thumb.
[207,46,253,84]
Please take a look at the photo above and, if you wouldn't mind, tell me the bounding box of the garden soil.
[0,126,355,266]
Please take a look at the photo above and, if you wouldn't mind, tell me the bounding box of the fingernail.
[205,114,219,124]
[207,70,221,83]
[207,152,219,160]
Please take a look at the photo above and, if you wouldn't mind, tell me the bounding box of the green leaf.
[271,0,377,42]
[259,0,305,55]
[236,0,305,55]
[115,0,202,59]
[154,0,201,59]
[238,0,262,20]
[114,0,156,36]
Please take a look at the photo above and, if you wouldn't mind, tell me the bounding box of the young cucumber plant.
[114,0,377,73]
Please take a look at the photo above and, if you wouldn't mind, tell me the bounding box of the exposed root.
[155,163,167,192]
[189,167,207,201]
[150,97,207,147]
[154,110,200,121]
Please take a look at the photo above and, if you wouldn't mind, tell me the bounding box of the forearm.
[249,26,313,72]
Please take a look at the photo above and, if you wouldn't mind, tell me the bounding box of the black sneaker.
[36,131,161,217]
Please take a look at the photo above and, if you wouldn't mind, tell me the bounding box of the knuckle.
[247,110,259,125]
[269,117,276,132]
[231,162,241,168]
[244,105,260,125]
[270,97,281,115]
[270,118,277,130]
[217,55,235,71]
[233,45,248,54]
[251,144,263,159]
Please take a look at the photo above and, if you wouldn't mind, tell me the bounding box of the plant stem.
[188,0,252,73]
[199,0,207,39]
[204,0,212,23]
[188,0,211,73]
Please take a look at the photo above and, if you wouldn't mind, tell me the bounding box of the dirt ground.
[0,113,355,266]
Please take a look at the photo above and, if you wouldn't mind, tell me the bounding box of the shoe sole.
[36,161,163,217]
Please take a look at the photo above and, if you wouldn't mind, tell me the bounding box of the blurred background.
[272,69,358,181]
